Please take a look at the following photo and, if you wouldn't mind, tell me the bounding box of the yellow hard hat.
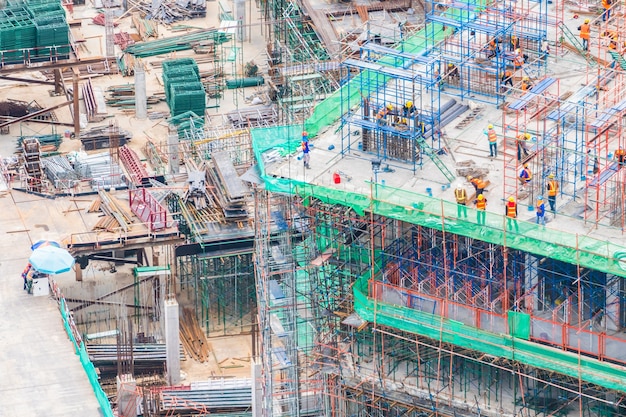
[549,173,555,178]
[515,48,521,53]
[585,18,590,23]
[467,175,473,181]
[523,76,529,81]
[448,63,454,67]
[509,196,515,202]
[488,124,493,129]
[524,163,529,168]
[406,101,413,107]
[386,104,393,110]
[478,194,484,200]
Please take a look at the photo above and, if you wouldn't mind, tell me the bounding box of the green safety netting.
[353,275,626,393]
[60,298,114,417]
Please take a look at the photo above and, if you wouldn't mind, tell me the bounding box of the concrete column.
[168,125,180,175]
[251,358,262,417]
[164,298,180,385]
[134,63,147,120]
[116,374,138,417]
[234,0,246,42]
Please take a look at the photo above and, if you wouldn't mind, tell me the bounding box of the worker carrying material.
[546,173,558,213]
[454,185,468,218]
[501,69,513,90]
[376,104,394,125]
[447,63,460,82]
[484,124,498,158]
[615,147,626,166]
[578,19,591,51]
[536,196,546,226]
[505,196,519,232]
[519,163,532,190]
[467,175,487,196]
[521,76,533,92]
[487,37,499,58]
[474,194,487,225]
[517,132,531,161]
[513,48,525,69]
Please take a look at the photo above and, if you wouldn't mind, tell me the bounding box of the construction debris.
[179,307,211,362]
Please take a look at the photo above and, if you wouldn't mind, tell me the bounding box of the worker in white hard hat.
[484,123,498,158]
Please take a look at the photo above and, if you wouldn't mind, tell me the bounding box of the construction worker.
[484,124,498,157]
[509,35,520,51]
[602,0,612,22]
[579,19,591,51]
[376,104,393,125]
[519,163,532,190]
[401,101,416,125]
[505,196,519,232]
[501,69,513,90]
[517,132,531,161]
[302,137,311,169]
[546,173,558,213]
[614,147,626,166]
[446,63,459,85]
[603,30,618,50]
[521,76,533,92]
[302,130,309,143]
[454,184,468,218]
[467,175,487,196]
[475,194,487,225]
[487,37,499,59]
[536,196,546,226]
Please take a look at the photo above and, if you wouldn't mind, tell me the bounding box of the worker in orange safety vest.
[505,196,519,232]
[579,19,591,51]
[546,173,558,213]
[475,194,487,225]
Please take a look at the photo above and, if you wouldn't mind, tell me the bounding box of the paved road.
[0,189,103,417]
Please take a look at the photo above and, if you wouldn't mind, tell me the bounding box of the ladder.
[558,22,597,67]
[608,51,626,70]
[420,138,456,183]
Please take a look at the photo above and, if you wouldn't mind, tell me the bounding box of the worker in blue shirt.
[536,196,546,226]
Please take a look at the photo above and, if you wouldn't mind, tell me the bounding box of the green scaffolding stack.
[0,0,69,63]
[162,58,206,118]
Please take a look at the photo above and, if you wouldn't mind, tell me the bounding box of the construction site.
[1,0,626,415]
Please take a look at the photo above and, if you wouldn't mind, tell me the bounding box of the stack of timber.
[206,151,248,221]
[92,189,135,232]
[127,0,206,23]
[180,308,211,362]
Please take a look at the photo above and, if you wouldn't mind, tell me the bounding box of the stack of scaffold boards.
[162,58,206,118]
[0,0,70,63]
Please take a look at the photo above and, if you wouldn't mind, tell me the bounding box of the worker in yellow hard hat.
[447,62,459,81]
[506,196,519,231]
[484,123,498,157]
[579,19,591,51]
[521,76,533,92]
[401,100,416,125]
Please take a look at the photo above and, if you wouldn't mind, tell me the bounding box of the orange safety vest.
[513,54,524,67]
[476,198,487,210]
[507,201,517,218]
[602,0,611,10]
[521,81,532,91]
[520,167,532,183]
[547,180,558,197]
[471,177,486,189]
[580,23,590,40]
[455,188,467,204]
[487,128,497,143]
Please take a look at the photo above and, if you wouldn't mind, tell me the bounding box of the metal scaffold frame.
[278,196,626,416]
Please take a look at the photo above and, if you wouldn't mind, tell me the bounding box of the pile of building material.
[159,379,252,412]
[123,29,229,58]
[128,0,206,23]
[70,151,126,190]
[0,0,70,62]
[42,154,80,189]
[206,151,248,221]
[162,58,206,118]
[86,343,183,378]
[91,189,135,232]
[179,307,211,362]
[79,125,132,151]
[17,134,62,152]
[226,105,278,128]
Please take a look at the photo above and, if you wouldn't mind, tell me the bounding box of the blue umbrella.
[29,246,75,275]
[31,240,61,251]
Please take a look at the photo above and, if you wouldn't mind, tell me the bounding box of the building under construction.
[2,0,626,414]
